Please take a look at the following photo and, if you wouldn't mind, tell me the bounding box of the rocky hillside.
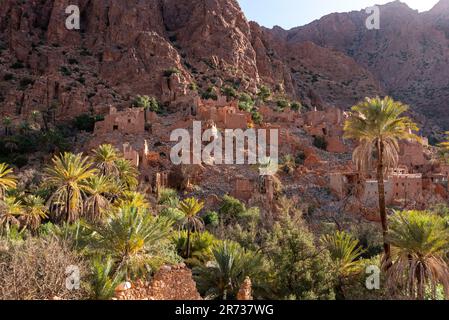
[0,0,448,135]
[276,0,449,133]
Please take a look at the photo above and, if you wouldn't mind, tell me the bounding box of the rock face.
[0,0,448,133]
[277,0,449,130]
[114,264,202,300]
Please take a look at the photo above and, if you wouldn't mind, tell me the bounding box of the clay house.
[390,172,423,204]
[398,139,427,170]
[360,179,394,207]
[94,107,145,135]
[198,101,250,129]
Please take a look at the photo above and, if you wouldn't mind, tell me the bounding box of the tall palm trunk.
[186,226,191,258]
[66,186,72,223]
[376,140,391,269]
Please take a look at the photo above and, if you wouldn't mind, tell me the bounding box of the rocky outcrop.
[114,264,202,300]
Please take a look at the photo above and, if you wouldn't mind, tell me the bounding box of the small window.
[113,125,119,131]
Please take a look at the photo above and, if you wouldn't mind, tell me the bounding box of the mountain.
[0,0,448,135]
[276,0,449,132]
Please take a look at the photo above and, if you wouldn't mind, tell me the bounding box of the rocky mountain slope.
[0,0,448,135]
[276,0,449,132]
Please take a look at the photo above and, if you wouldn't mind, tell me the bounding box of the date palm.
[23,195,48,230]
[115,158,139,190]
[85,175,114,223]
[45,152,98,223]
[321,231,366,299]
[0,163,17,200]
[92,144,120,176]
[344,96,419,266]
[114,191,150,213]
[178,197,204,258]
[386,210,449,300]
[2,116,12,136]
[0,196,24,230]
[193,240,266,300]
[89,206,174,279]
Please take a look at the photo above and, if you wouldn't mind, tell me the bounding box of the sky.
[237,0,440,29]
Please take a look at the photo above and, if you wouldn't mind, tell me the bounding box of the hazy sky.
[238,0,440,29]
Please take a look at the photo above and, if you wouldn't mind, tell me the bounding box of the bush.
[295,151,306,165]
[291,102,302,112]
[60,66,72,76]
[19,77,34,89]
[201,87,218,101]
[276,99,290,110]
[222,86,237,99]
[0,238,88,300]
[313,136,328,150]
[164,67,181,77]
[203,210,219,227]
[73,114,97,132]
[257,85,271,102]
[251,111,263,125]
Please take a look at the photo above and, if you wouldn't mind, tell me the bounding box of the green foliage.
[133,95,159,113]
[203,210,219,227]
[238,93,254,112]
[172,230,217,265]
[313,135,328,150]
[201,86,218,101]
[295,151,306,165]
[193,240,269,299]
[276,99,290,110]
[251,111,263,125]
[291,102,302,112]
[219,195,260,225]
[73,114,102,132]
[89,256,125,300]
[87,206,178,279]
[164,67,181,77]
[264,214,336,299]
[222,86,237,99]
[257,85,271,102]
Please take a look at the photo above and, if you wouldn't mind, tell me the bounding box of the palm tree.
[386,210,449,300]
[0,163,17,200]
[92,144,120,176]
[321,231,366,299]
[23,195,48,230]
[45,152,98,223]
[2,116,12,136]
[29,110,42,130]
[90,206,174,279]
[85,175,114,223]
[115,158,139,190]
[114,191,150,213]
[281,154,296,175]
[0,196,24,230]
[193,240,266,299]
[178,197,205,258]
[344,96,419,266]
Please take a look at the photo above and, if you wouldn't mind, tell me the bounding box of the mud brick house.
[95,107,145,135]
[398,139,426,169]
[329,172,363,199]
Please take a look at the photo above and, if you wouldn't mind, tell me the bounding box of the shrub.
[73,114,97,132]
[257,85,271,102]
[201,87,218,101]
[60,66,72,76]
[0,238,88,300]
[203,210,219,227]
[276,99,290,110]
[222,86,237,99]
[313,136,328,150]
[251,111,263,125]
[291,102,302,112]
[164,67,181,77]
